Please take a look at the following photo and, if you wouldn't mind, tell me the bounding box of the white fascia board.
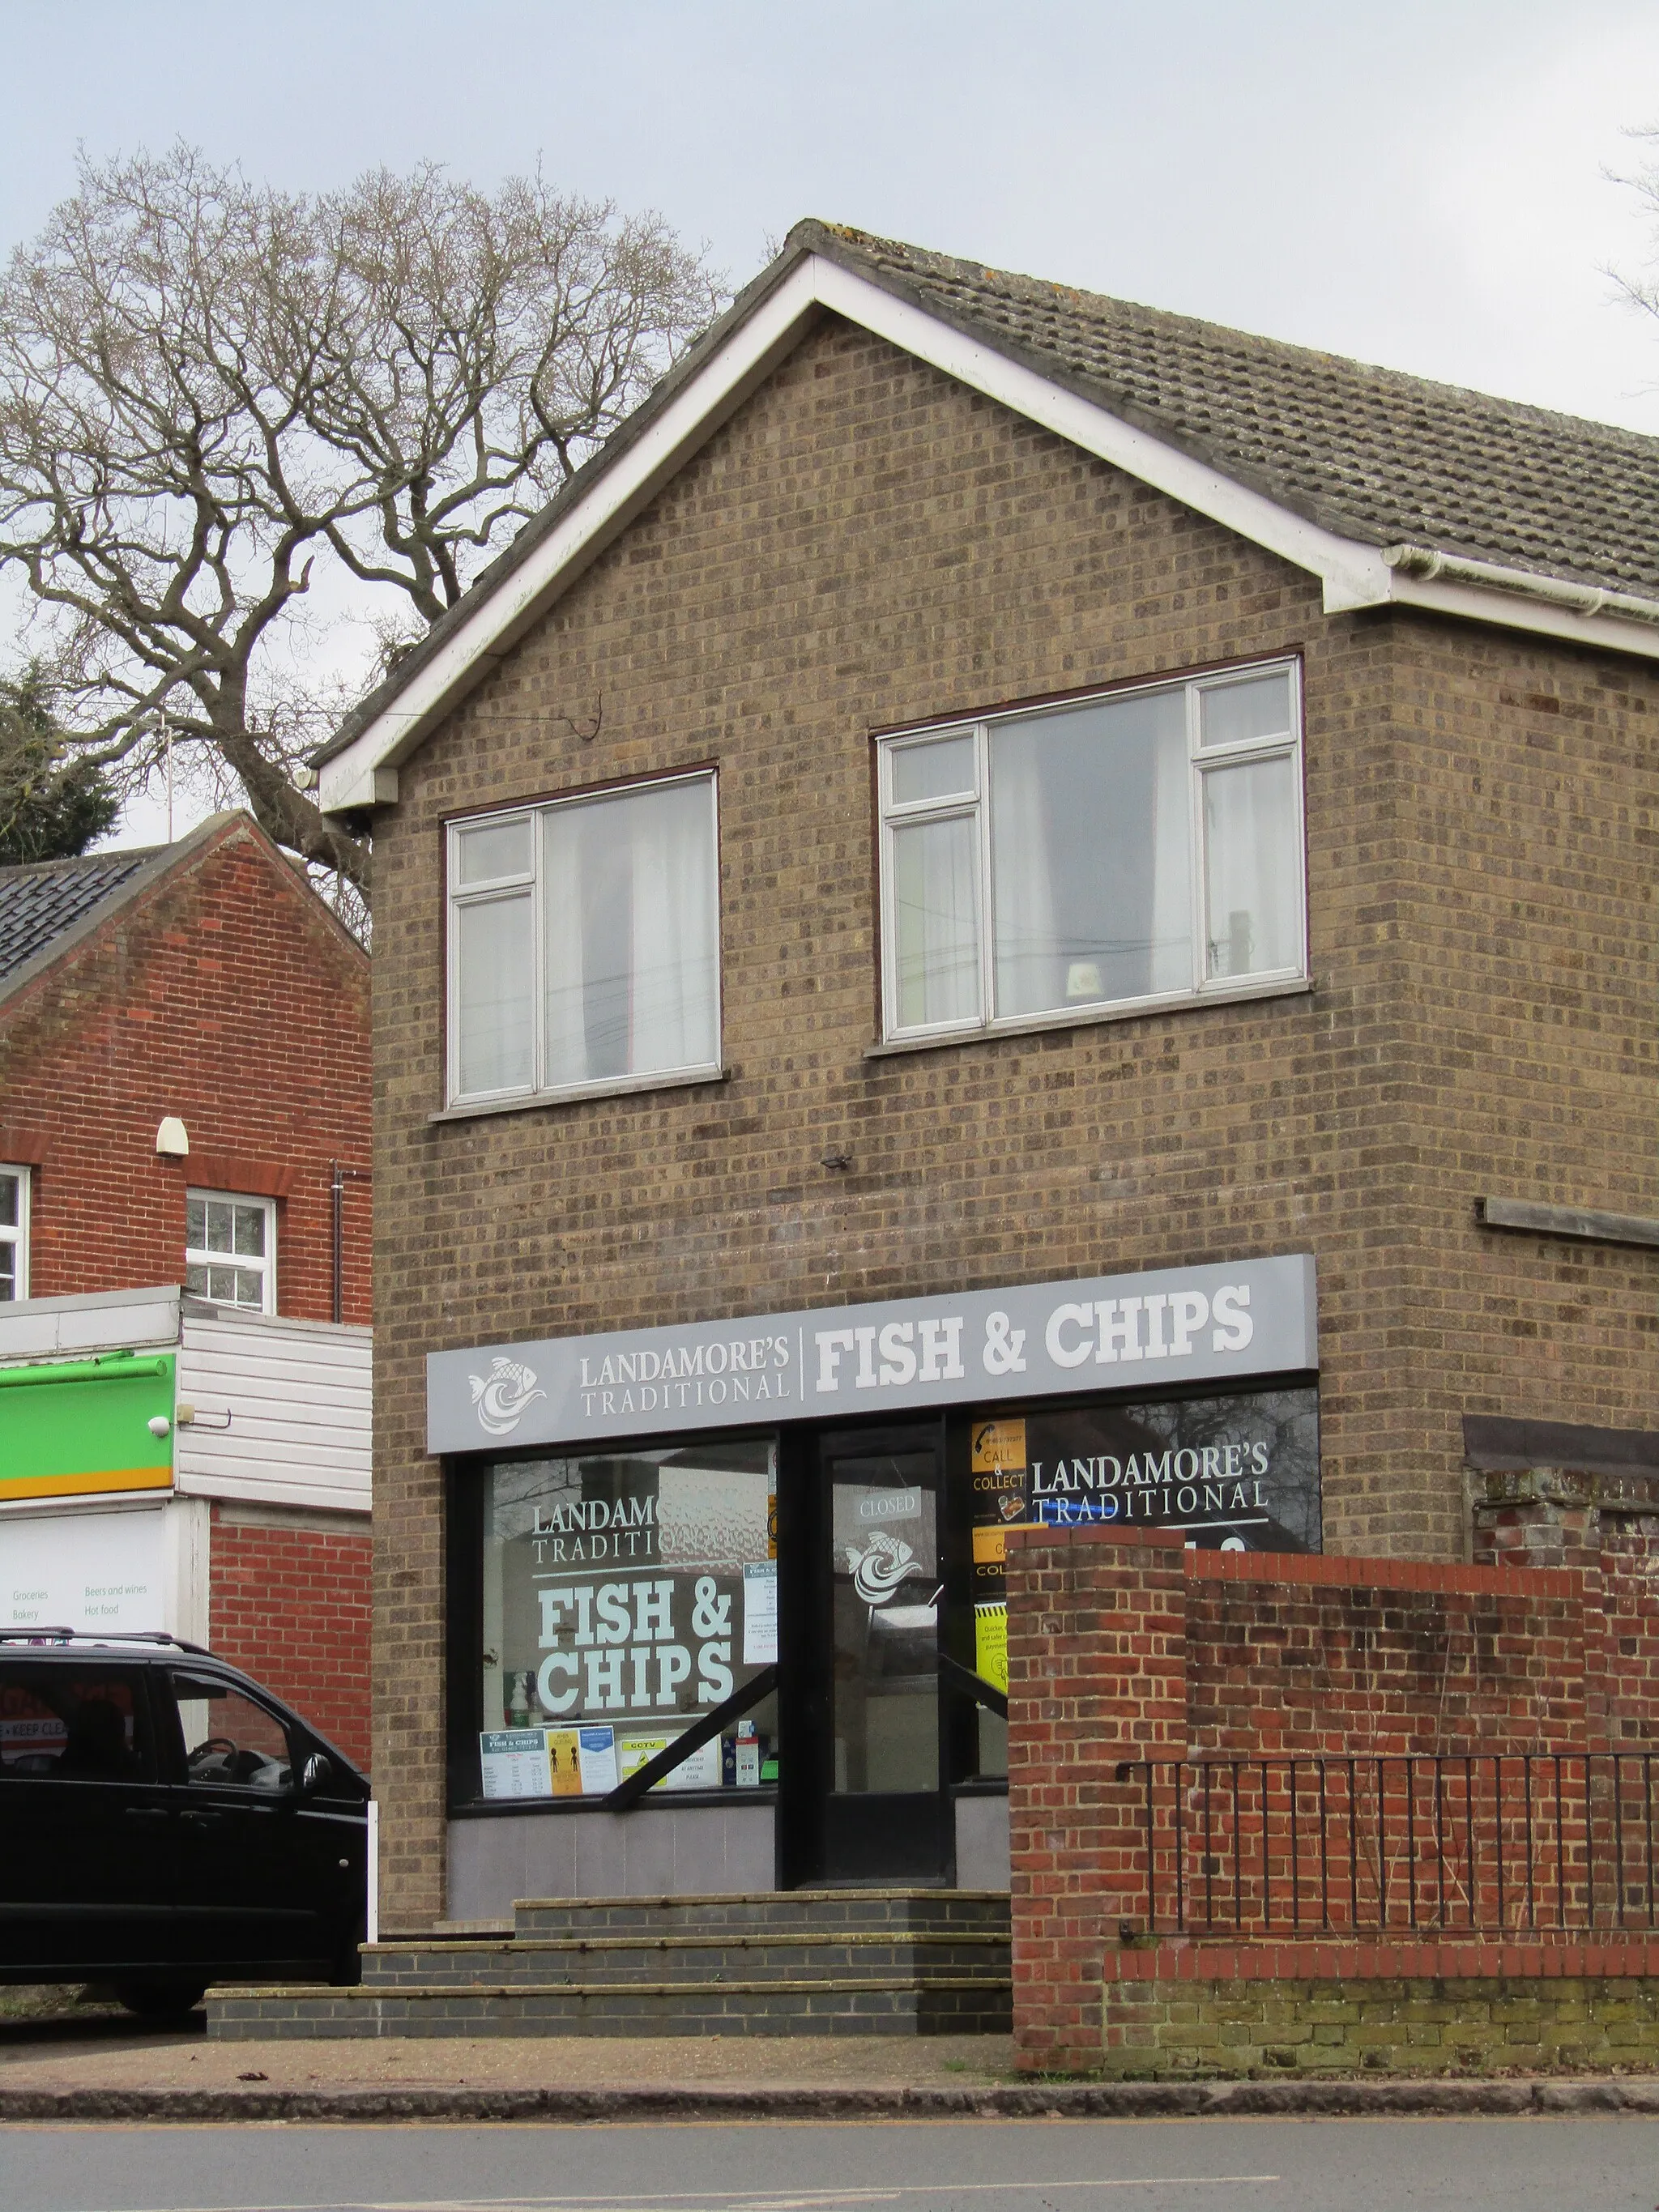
[319,256,1659,811]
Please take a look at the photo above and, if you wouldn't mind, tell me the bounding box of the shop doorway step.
[206,1890,1013,2039]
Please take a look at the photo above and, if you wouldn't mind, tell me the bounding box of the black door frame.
[776,1417,953,1890]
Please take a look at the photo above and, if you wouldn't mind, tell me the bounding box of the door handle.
[181,1808,224,1826]
[123,1806,170,1820]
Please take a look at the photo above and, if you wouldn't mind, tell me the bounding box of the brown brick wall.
[0,817,373,1325]
[208,1507,373,1774]
[365,318,1659,1923]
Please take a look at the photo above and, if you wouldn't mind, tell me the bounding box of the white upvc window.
[446,770,722,1111]
[876,658,1307,1042]
[186,1190,276,1313]
[0,1166,28,1302]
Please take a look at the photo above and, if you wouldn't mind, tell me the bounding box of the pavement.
[2,2013,1659,2120]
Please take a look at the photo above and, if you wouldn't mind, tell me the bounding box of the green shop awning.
[0,1351,175,1502]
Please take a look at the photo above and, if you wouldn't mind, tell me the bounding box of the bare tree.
[0,147,724,895]
[1609,128,1659,332]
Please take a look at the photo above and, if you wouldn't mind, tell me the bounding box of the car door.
[0,1658,176,1975]
[156,1667,335,1975]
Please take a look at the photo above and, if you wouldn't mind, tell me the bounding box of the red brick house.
[0,812,373,1770]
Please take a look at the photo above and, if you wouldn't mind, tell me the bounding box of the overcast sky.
[4,0,1657,846]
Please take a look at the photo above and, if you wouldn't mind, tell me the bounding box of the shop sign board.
[0,1504,171,1632]
[429,1254,1316,1454]
[0,1352,175,1503]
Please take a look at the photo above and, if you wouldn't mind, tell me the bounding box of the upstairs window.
[876,661,1307,1042]
[446,772,721,1110]
[0,1166,28,1301]
[186,1191,275,1312]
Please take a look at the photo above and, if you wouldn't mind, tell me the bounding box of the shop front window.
[965,1386,1320,1774]
[479,1437,778,1802]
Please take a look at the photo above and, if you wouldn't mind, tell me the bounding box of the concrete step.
[206,1975,1013,2039]
[358,1929,1011,1991]
[204,1890,1015,2040]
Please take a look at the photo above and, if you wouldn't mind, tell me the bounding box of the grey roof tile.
[0,850,156,982]
[808,222,1659,599]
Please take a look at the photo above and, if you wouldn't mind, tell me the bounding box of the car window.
[0,1665,156,1783]
[167,1671,295,1792]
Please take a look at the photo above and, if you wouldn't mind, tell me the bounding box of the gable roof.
[0,812,365,1019]
[318,220,1659,817]
[818,227,1659,602]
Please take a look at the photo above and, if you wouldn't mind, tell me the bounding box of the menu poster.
[479,1728,552,1800]
[576,1724,620,1794]
[742,1562,778,1664]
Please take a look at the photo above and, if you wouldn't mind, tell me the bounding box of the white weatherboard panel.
[176,1314,371,1514]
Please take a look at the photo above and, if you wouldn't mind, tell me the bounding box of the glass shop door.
[812,1426,950,1885]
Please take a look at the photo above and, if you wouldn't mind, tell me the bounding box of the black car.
[0,1630,369,2015]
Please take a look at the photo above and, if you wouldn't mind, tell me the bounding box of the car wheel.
[113,1979,207,2018]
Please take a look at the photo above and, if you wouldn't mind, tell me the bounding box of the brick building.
[312,223,1659,1937]
[0,812,373,1770]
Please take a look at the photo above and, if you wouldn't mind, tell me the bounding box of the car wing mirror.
[300,1751,333,1796]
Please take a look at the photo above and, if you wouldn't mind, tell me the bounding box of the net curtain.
[544,780,719,1086]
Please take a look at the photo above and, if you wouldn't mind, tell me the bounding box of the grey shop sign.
[426,1254,1317,1455]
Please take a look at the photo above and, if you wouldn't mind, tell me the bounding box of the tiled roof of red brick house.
[0,847,151,987]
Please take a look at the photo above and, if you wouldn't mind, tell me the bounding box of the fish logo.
[846,1530,915,1606]
[469,1357,547,1438]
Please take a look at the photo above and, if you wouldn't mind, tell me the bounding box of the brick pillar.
[1004,1524,1188,2074]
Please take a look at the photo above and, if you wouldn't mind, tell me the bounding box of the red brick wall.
[1004,1524,1658,2069]
[0,816,372,1323]
[208,1507,373,1774]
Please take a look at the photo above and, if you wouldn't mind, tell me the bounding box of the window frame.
[185,1188,277,1315]
[443,768,724,1115]
[875,658,1308,1046]
[0,1164,29,1302]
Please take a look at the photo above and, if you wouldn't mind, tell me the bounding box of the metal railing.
[1118,1754,1657,1936]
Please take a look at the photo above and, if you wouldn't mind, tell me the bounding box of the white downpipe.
[365,1798,380,1948]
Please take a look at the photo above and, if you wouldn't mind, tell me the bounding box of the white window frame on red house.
[0,1164,29,1302]
[185,1189,277,1315]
